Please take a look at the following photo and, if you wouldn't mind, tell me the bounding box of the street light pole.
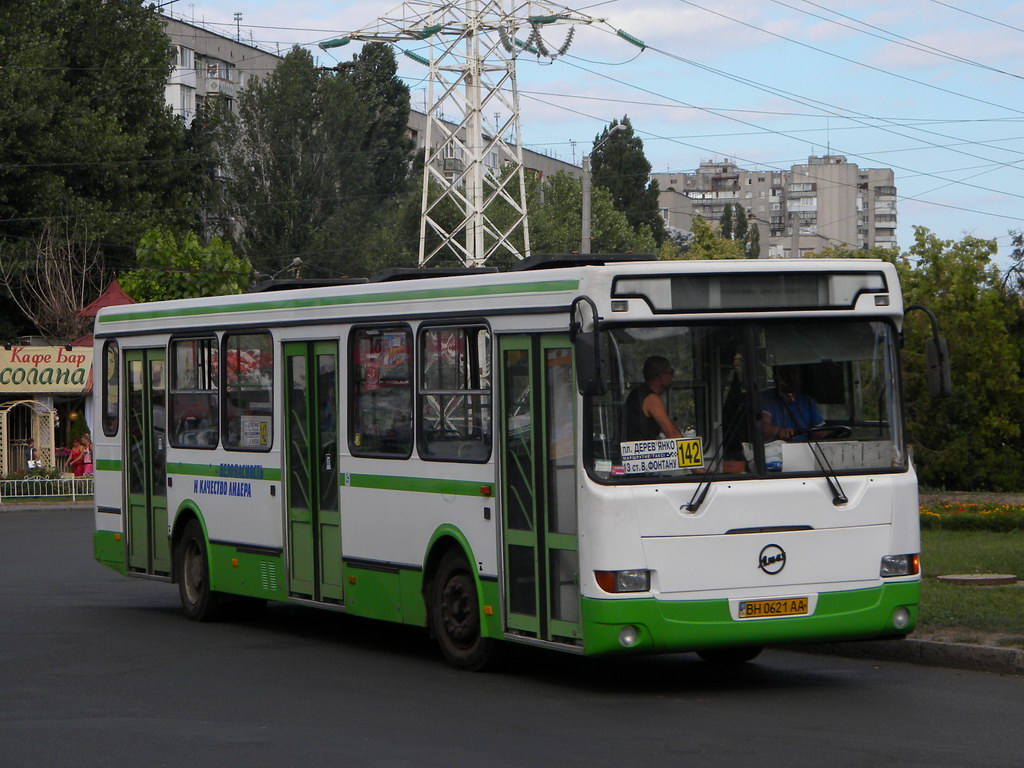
[581,123,627,255]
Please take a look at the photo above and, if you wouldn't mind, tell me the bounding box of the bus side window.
[350,326,413,458]
[418,325,491,462]
[102,340,119,437]
[223,332,273,451]
[169,337,219,449]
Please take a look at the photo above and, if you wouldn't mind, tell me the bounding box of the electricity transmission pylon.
[322,2,603,267]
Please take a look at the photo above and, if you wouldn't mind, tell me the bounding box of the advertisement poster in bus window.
[240,415,270,447]
[380,331,410,381]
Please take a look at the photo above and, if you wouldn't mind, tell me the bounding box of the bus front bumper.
[580,581,919,656]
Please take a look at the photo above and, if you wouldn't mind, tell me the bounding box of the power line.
[926,0,1024,35]
[672,0,1024,117]
[771,0,1024,81]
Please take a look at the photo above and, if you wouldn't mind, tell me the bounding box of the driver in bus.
[624,356,683,441]
[761,365,824,442]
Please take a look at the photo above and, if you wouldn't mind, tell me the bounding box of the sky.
[163,0,1024,263]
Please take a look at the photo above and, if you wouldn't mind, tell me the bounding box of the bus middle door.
[124,348,170,576]
[284,341,342,603]
[499,334,581,644]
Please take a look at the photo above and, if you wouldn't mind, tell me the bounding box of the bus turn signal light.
[595,569,651,593]
[880,554,920,577]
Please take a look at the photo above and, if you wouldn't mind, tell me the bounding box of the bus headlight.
[595,569,651,593]
[880,554,920,577]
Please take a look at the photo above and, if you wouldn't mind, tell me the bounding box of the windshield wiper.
[685,403,747,513]
[781,401,848,506]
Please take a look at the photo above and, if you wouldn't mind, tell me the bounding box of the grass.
[919,529,1024,644]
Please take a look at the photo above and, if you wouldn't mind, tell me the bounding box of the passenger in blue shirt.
[761,366,824,442]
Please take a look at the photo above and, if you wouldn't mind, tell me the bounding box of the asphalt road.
[2,504,1022,768]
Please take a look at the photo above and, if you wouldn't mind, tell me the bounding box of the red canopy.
[76,279,135,318]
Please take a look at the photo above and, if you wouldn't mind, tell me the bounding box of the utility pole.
[581,123,626,255]
[322,2,605,267]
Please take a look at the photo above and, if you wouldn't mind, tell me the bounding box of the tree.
[0,2,194,253]
[589,117,666,244]
[525,171,656,255]
[897,227,1024,490]
[0,1,196,335]
[744,223,760,258]
[679,216,743,259]
[119,228,251,302]
[733,205,748,244]
[221,44,414,279]
[0,218,104,342]
[719,205,734,240]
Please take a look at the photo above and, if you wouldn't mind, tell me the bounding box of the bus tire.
[176,519,222,622]
[697,646,763,664]
[430,549,496,671]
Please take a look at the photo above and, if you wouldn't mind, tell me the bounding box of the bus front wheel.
[176,519,222,622]
[430,549,496,671]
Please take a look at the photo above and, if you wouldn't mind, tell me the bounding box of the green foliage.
[120,228,250,302]
[589,117,666,244]
[0,1,194,252]
[719,205,733,240]
[733,205,748,244]
[525,171,656,255]
[679,216,743,259]
[744,222,760,258]
[896,227,1024,490]
[221,44,414,279]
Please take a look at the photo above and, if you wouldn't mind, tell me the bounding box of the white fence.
[0,476,93,503]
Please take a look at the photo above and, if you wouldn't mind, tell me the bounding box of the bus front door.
[499,335,581,644]
[284,342,342,603]
[125,348,170,576]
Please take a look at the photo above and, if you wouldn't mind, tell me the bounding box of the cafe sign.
[0,346,94,394]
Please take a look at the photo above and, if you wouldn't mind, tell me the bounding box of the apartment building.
[162,15,283,125]
[653,155,897,257]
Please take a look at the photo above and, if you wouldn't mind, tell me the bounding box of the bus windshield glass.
[585,319,903,482]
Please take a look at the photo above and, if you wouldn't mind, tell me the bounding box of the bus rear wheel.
[430,549,496,671]
[697,646,763,664]
[176,519,222,622]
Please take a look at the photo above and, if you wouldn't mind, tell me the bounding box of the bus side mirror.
[906,304,952,399]
[574,331,606,396]
[925,336,952,399]
[570,296,606,396]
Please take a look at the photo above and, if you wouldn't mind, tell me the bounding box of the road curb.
[791,637,1024,675]
[0,501,93,514]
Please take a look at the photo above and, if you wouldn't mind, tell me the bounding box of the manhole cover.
[936,573,1018,586]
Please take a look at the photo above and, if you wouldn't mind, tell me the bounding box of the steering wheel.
[792,424,853,440]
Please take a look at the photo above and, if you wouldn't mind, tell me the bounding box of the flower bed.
[920,503,1024,532]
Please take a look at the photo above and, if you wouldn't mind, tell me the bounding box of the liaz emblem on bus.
[620,438,704,474]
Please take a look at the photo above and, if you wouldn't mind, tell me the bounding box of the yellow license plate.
[738,597,809,619]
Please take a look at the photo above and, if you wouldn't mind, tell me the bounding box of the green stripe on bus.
[166,462,282,481]
[96,459,121,472]
[97,279,580,324]
[347,473,493,497]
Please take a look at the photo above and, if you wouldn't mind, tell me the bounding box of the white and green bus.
[93,255,947,668]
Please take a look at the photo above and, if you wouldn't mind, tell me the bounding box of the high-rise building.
[163,15,283,126]
[653,155,897,257]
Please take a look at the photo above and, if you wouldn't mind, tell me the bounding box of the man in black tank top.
[624,356,682,440]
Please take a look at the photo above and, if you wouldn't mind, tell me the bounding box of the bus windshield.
[585,319,903,482]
